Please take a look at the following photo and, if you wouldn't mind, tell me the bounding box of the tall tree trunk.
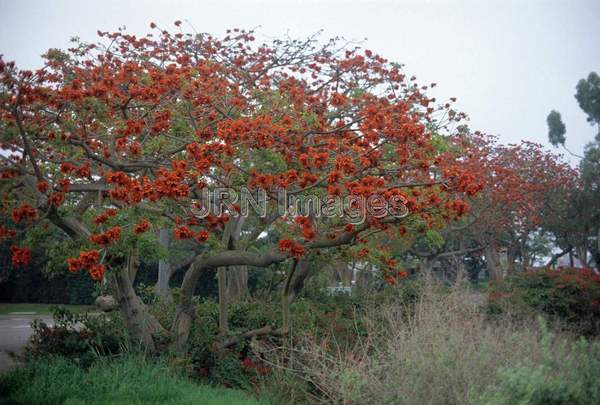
[484,243,503,282]
[596,226,600,271]
[576,245,587,267]
[281,259,313,332]
[569,250,574,267]
[109,256,166,351]
[155,229,173,302]
[218,266,228,334]
[456,237,466,278]
[226,265,248,303]
[282,260,297,332]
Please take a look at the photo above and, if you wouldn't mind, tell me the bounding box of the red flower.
[90,226,121,246]
[93,208,118,225]
[11,204,37,224]
[60,162,75,174]
[357,248,369,258]
[174,226,193,240]
[37,181,49,193]
[67,250,103,280]
[88,264,106,281]
[49,192,64,207]
[10,246,31,267]
[134,219,150,234]
[384,274,397,285]
[278,239,304,258]
[0,225,16,240]
[195,230,209,243]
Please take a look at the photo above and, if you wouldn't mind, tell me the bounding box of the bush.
[258,281,571,404]
[0,355,265,405]
[488,267,600,335]
[184,289,389,388]
[25,306,128,366]
[480,320,600,405]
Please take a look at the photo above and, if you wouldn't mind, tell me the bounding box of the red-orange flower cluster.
[67,250,105,280]
[195,230,209,243]
[294,216,315,240]
[90,226,121,245]
[0,225,17,239]
[94,208,118,225]
[173,225,193,240]
[133,218,150,234]
[10,246,31,267]
[278,239,305,258]
[11,204,37,224]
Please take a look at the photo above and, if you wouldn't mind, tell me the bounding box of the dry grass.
[260,278,568,404]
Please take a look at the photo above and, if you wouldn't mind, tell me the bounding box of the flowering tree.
[451,136,576,280]
[0,23,483,349]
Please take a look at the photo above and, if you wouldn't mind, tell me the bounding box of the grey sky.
[1,0,598,161]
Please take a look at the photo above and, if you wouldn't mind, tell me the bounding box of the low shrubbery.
[488,267,600,335]
[480,323,600,405]
[0,355,265,405]
[257,281,600,405]
[25,306,128,367]
[14,275,600,404]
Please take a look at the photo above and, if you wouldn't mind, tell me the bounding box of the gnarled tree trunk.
[172,261,204,351]
[155,228,174,302]
[109,255,166,351]
[226,265,248,302]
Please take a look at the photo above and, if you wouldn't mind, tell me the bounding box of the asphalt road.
[0,315,53,372]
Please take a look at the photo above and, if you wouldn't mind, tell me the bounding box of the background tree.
[545,71,600,270]
[575,72,600,136]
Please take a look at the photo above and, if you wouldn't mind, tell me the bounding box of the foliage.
[182,281,421,389]
[0,240,96,305]
[479,320,600,405]
[547,110,567,146]
[258,281,558,404]
[575,71,600,130]
[25,306,129,366]
[488,267,600,335]
[544,71,600,272]
[0,355,265,405]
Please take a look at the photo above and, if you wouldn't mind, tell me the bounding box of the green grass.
[0,356,266,405]
[0,303,93,315]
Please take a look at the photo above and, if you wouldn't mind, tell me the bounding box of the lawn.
[0,356,266,405]
[0,303,93,316]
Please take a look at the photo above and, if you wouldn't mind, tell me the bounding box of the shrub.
[488,267,600,335]
[479,320,600,405]
[258,281,568,404]
[185,299,279,388]
[0,355,265,405]
[25,306,128,366]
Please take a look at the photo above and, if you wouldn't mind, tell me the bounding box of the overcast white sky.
[1,0,598,161]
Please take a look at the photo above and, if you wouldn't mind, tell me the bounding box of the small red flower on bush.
[10,246,31,267]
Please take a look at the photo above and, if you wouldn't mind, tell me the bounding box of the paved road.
[0,315,53,372]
